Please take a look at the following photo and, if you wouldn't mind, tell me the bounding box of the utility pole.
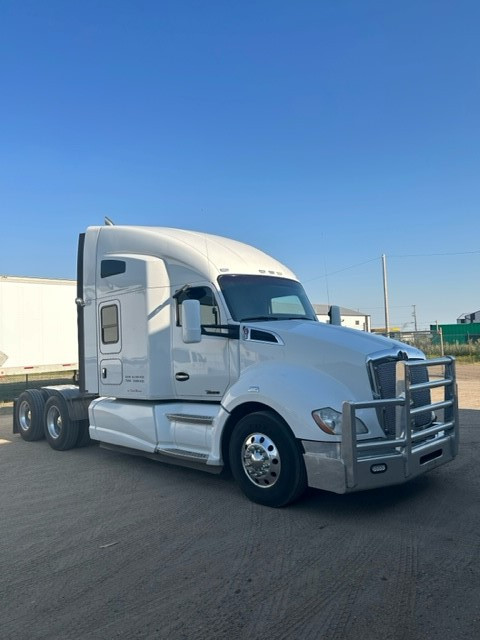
[382,254,390,336]
[435,321,445,356]
[412,304,418,332]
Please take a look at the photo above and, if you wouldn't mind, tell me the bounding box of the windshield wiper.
[240,316,280,322]
[240,315,316,322]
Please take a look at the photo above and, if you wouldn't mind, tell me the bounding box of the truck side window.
[101,304,119,344]
[101,260,126,278]
[177,287,219,326]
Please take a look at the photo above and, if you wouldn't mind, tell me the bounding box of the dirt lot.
[1,413,479,640]
[1,365,479,639]
[454,362,480,409]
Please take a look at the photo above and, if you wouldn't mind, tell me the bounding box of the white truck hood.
[241,319,424,366]
[235,319,425,437]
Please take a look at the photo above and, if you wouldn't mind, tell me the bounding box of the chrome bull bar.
[342,357,459,490]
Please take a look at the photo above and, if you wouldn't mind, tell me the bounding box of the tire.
[15,390,46,441]
[75,419,92,447]
[43,395,80,451]
[229,411,307,507]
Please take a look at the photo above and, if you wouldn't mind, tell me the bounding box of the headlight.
[312,407,368,435]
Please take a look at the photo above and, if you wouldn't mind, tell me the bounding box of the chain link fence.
[387,330,480,361]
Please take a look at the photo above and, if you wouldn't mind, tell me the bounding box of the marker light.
[371,464,387,474]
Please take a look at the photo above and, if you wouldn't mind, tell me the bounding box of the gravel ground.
[1,364,479,639]
[454,363,480,409]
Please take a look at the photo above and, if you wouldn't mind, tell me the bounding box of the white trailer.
[13,223,459,506]
[0,276,78,376]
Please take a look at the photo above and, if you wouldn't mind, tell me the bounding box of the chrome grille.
[371,357,432,436]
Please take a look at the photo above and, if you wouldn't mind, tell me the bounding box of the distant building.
[430,322,480,344]
[457,311,480,324]
[313,304,371,332]
[371,327,401,335]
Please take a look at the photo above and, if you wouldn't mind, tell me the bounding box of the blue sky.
[1,0,478,328]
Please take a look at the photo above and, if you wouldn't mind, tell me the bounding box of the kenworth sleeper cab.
[13,223,459,506]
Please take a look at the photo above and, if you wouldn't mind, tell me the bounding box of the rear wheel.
[229,411,307,507]
[15,390,46,441]
[44,395,80,451]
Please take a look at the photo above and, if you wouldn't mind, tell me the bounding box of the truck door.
[98,299,123,391]
[172,285,230,398]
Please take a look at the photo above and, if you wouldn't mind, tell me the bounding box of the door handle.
[175,372,190,382]
[102,368,107,379]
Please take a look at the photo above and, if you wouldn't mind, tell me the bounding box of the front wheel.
[229,411,307,507]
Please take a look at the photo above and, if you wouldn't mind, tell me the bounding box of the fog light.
[370,463,387,474]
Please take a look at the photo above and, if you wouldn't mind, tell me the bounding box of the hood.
[239,319,424,402]
[242,319,424,362]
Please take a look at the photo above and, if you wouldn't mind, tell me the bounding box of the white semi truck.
[13,223,459,506]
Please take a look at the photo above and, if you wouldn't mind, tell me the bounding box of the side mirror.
[182,299,202,343]
[328,305,342,326]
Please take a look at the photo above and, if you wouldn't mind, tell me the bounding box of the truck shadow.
[296,407,478,516]
[299,476,433,515]
[3,405,477,519]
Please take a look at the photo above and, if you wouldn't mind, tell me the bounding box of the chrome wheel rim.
[18,400,32,431]
[46,406,62,439]
[241,432,281,488]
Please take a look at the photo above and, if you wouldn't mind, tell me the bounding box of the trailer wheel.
[44,396,80,451]
[76,420,92,447]
[15,390,46,441]
[229,411,307,507]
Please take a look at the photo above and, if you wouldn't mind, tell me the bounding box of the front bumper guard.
[303,356,459,494]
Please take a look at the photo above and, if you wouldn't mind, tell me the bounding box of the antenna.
[104,217,115,226]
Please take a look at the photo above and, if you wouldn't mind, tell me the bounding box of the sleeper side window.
[101,260,126,278]
[101,304,119,344]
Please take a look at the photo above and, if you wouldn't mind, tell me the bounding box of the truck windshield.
[218,275,317,323]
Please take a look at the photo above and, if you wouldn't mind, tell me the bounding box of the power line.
[304,257,379,282]
[360,305,413,309]
[390,249,480,258]
[304,248,479,283]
